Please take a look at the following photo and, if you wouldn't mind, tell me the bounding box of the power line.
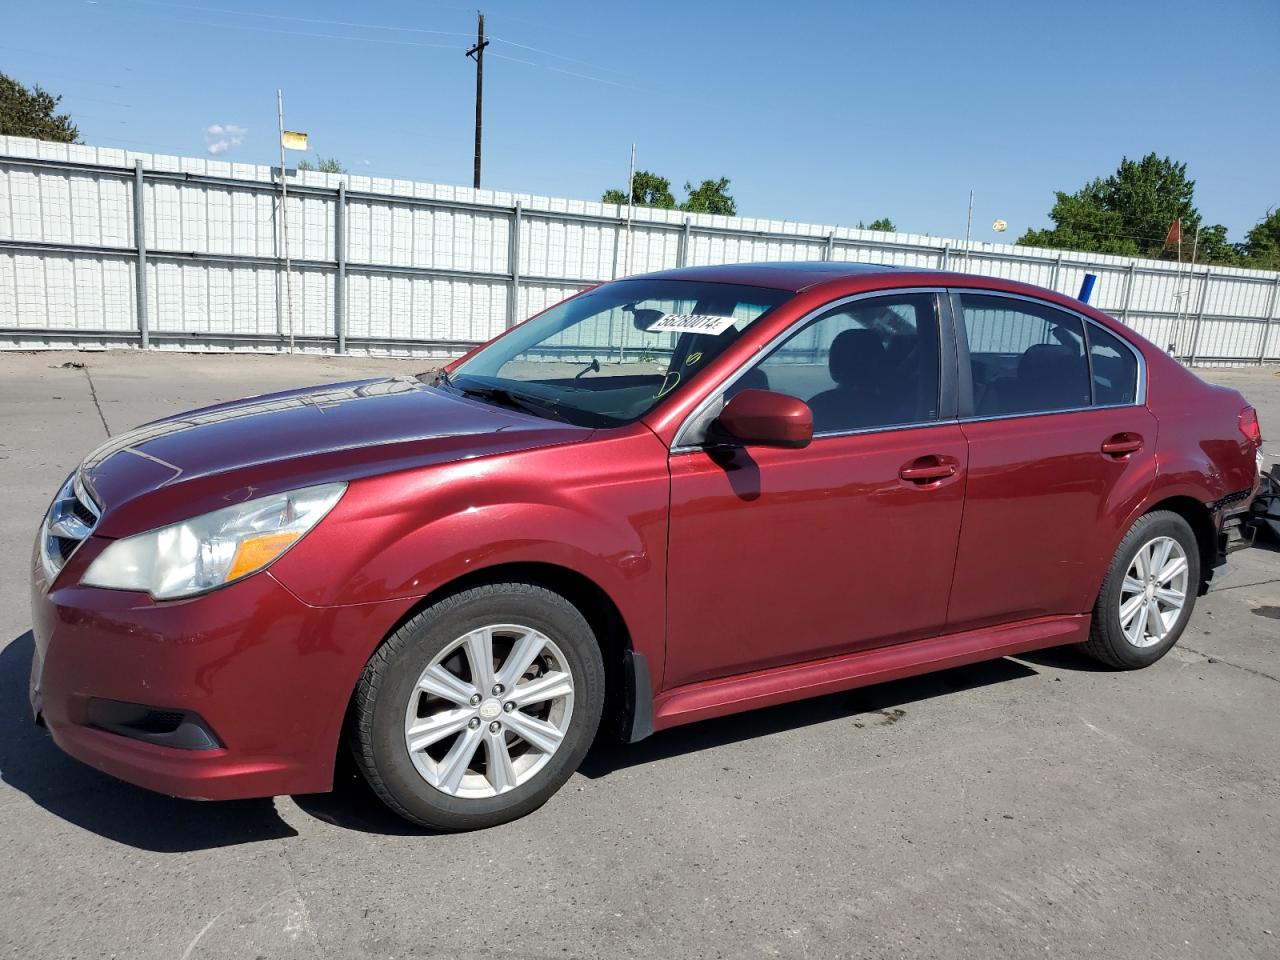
[488,53,643,92]
[74,1,460,48]
[475,8,598,42]
[116,14,458,49]
[94,0,644,85]
[1,70,133,98]
[490,37,629,77]
[50,91,136,109]
[0,43,139,74]
[64,0,653,92]
[97,0,475,37]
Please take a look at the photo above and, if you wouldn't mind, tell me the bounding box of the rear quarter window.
[1087,323,1139,405]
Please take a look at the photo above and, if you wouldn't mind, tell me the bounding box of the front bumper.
[30,536,410,800]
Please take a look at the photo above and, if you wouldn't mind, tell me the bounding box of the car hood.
[78,377,593,537]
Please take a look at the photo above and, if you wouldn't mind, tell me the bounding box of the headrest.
[829,328,885,386]
[1019,343,1072,379]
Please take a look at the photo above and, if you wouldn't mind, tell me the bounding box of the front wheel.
[1081,510,1201,669]
[350,582,605,830]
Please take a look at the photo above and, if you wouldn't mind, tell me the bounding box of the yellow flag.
[281,130,308,151]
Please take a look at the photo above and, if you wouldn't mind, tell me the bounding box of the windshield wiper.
[458,385,569,422]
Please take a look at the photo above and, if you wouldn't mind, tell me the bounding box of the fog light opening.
[86,698,222,751]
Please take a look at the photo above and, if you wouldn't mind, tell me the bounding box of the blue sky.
[4,0,1278,242]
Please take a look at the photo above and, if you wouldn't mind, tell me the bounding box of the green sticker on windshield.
[654,371,681,398]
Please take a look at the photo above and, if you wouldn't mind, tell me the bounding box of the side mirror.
[714,389,813,449]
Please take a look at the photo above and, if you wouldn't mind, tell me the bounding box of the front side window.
[449,280,793,427]
[960,294,1092,416]
[746,292,942,434]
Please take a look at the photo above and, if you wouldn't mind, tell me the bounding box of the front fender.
[270,427,671,674]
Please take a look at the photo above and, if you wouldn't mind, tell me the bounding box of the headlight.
[82,482,346,599]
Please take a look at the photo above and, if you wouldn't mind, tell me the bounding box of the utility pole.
[465,12,489,190]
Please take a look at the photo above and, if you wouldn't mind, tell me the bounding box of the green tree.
[0,72,78,143]
[1241,208,1280,270]
[1020,178,1131,253]
[858,217,896,232]
[297,155,346,173]
[680,177,736,216]
[1018,153,1236,265]
[602,170,676,209]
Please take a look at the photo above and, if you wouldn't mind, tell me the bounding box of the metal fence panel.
[1,135,1278,365]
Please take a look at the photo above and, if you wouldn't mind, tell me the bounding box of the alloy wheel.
[1119,536,1190,648]
[403,624,574,798]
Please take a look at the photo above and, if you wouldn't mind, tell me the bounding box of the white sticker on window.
[646,313,739,335]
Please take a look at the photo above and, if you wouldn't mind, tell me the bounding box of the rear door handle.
[1101,433,1144,458]
[899,455,958,483]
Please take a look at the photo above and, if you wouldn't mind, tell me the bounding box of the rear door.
[946,291,1156,631]
[663,290,969,688]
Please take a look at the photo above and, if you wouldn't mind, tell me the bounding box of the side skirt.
[650,614,1089,733]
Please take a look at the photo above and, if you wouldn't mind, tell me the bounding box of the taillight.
[1239,406,1262,445]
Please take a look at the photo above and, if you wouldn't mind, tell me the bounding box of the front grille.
[41,472,101,577]
[69,495,98,527]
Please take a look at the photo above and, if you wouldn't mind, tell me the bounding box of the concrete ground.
[1,349,1278,960]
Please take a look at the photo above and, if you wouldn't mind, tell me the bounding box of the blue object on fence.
[1077,273,1097,304]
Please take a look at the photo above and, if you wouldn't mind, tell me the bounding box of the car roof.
[629,261,1112,318]
[632,261,910,292]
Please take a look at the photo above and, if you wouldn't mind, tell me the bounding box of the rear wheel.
[1081,510,1200,669]
[351,582,604,830]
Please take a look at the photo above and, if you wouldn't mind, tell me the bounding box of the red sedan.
[30,263,1264,829]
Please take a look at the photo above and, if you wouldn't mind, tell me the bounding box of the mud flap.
[621,650,654,743]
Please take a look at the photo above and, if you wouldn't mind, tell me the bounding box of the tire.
[1081,510,1201,669]
[350,582,605,830]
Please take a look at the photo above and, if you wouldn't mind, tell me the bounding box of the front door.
[663,291,969,689]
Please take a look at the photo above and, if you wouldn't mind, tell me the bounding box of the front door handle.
[1101,433,1143,458]
[899,455,958,483]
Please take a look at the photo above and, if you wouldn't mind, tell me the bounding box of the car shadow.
[0,631,298,852]
[291,752,438,837]
[579,656,1038,779]
[4,627,1045,843]
[1241,536,1280,556]
[291,657,1042,836]
[1015,644,1115,672]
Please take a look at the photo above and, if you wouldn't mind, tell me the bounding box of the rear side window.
[960,294,1091,416]
[1087,323,1139,405]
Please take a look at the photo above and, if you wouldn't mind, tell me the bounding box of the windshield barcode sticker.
[646,314,739,335]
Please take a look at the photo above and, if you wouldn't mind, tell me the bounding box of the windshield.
[447,279,794,426]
